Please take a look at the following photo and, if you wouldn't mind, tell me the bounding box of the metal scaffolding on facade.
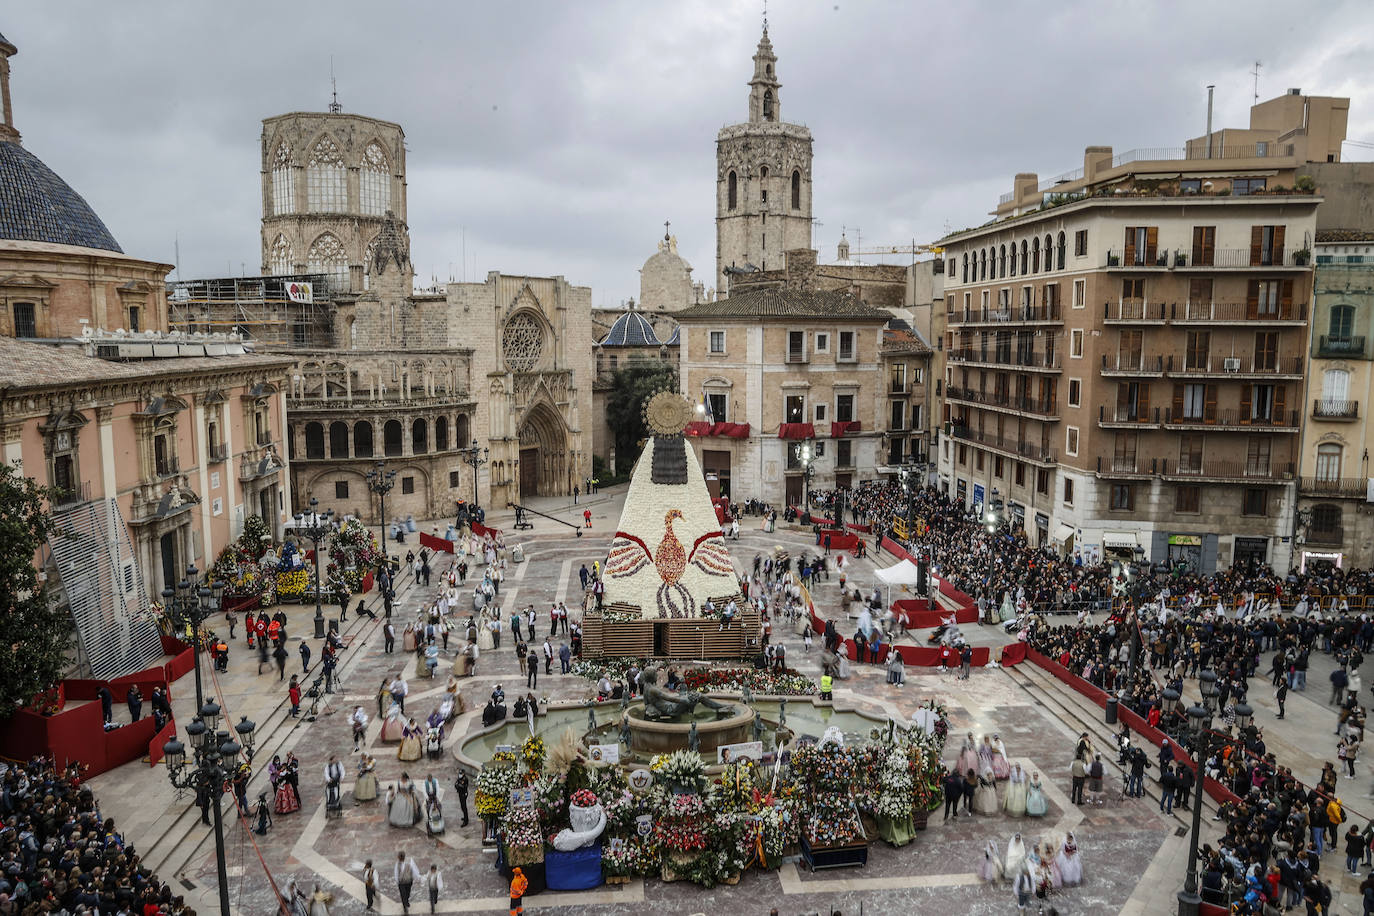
[167,274,336,348]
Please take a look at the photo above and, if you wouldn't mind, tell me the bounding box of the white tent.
[875,559,922,587]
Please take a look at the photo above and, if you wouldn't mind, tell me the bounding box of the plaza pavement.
[85,487,1374,914]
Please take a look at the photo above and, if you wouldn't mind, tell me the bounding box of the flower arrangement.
[874,746,914,819]
[654,793,709,853]
[275,568,308,600]
[916,699,950,749]
[804,803,861,847]
[522,735,546,773]
[502,803,543,865]
[602,837,660,877]
[475,751,522,818]
[328,519,381,591]
[570,658,816,696]
[652,750,706,791]
[570,788,599,808]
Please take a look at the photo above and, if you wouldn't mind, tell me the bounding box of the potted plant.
[1294,248,1311,265]
[1107,253,1120,267]
[1174,252,1187,267]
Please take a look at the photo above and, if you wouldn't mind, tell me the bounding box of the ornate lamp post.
[293,497,336,639]
[162,703,256,916]
[160,565,223,711]
[364,460,397,553]
[1176,669,1222,916]
[799,441,816,512]
[461,438,489,510]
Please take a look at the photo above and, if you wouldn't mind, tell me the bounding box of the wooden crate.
[581,608,760,660]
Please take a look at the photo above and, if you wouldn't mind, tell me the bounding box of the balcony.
[1103,300,1166,323]
[154,456,180,479]
[1100,354,1165,377]
[208,442,229,463]
[945,385,1058,419]
[240,448,284,482]
[950,424,1057,465]
[1098,405,1162,429]
[889,381,910,395]
[786,350,807,364]
[1105,248,1303,269]
[1299,477,1368,498]
[1316,335,1368,359]
[256,431,274,447]
[947,347,1061,372]
[1163,408,1300,430]
[52,480,92,507]
[951,303,1062,326]
[1164,354,1305,379]
[1095,456,1155,478]
[1160,459,1295,483]
[1313,399,1359,421]
[1307,525,1346,545]
[1171,300,1307,324]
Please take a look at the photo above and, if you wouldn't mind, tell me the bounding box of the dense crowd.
[0,757,187,916]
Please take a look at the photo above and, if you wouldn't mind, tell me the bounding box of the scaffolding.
[167,273,337,348]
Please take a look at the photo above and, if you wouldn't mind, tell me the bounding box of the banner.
[285,280,313,303]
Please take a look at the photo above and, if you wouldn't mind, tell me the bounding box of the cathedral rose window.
[502,313,544,371]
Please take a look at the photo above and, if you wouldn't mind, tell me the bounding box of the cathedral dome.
[639,234,694,311]
[0,141,123,253]
[600,310,661,347]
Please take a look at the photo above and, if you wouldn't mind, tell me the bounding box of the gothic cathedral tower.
[715,26,813,296]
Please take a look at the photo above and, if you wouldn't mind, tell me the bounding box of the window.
[1176,485,1201,513]
[958,444,967,465]
[1116,382,1150,420]
[1245,437,1271,475]
[1118,329,1143,370]
[306,136,347,212]
[401,476,415,495]
[1249,279,1292,318]
[1124,226,1158,265]
[383,419,403,457]
[707,393,728,423]
[1246,383,1283,422]
[814,332,829,353]
[1185,331,1210,370]
[1253,332,1278,370]
[1312,503,1342,535]
[762,90,774,120]
[787,330,806,362]
[1066,426,1079,456]
[836,394,855,422]
[1330,305,1356,342]
[759,165,769,204]
[1031,237,1041,273]
[791,170,801,210]
[1178,435,1203,472]
[910,404,922,429]
[449,470,460,488]
[1242,488,1267,516]
[13,302,36,338]
[837,331,855,361]
[1113,431,1138,471]
[1072,278,1086,309]
[784,395,805,423]
[814,403,828,422]
[994,455,1004,478]
[727,171,738,210]
[335,480,349,500]
[360,142,390,216]
[271,141,295,215]
[1020,240,1028,274]
[1232,177,1266,196]
[890,363,907,393]
[1250,225,1286,266]
[1122,278,1144,300]
[1015,462,1026,486]
[1315,443,1342,481]
[1110,484,1135,511]
[1074,229,1088,257]
[837,440,852,467]
[435,416,449,451]
[1322,369,1350,403]
[329,421,349,458]
[1175,383,1213,421]
[354,421,373,457]
[1063,478,1074,504]
[975,451,984,471]
[1036,469,1049,495]
[1056,232,1066,269]
[999,244,1007,276]
[307,232,349,289]
[1070,329,1083,358]
[709,330,726,353]
[1180,179,1202,194]
[1191,226,1216,266]
[304,422,325,459]
[889,400,906,430]
[1067,379,1081,407]
[127,306,141,333]
[412,418,428,454]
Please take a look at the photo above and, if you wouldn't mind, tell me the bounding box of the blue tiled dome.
[0,141,123,253]
[664,325,680,346]
[600,310,661,347]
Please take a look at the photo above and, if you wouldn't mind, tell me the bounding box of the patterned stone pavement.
[97,492,1186,914]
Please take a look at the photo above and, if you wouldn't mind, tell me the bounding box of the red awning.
[778,423,816,440]
[685,422,752,438]
[830,420,861,437]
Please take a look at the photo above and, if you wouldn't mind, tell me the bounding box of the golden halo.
[643,390,695,436]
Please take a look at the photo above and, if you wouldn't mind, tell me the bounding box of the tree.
[0,461,70,718]
[605,362,679,471]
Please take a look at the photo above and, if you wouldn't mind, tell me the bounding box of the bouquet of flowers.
[570,788,599,808]
[874,747,914,819]
[503,803,544,865]
[522,735,546,773]
[655,799,709,853]
[275,568,308,600]
[602,837,661,877]
[754,798,798,862]
[475,752,522,818]
[804,803,861,847]
[790,742,855,794]
[652,750,706,791]
[679,666,817,696]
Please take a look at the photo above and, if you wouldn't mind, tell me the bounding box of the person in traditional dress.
[398,718,424,762]
[1025,771,1049,817]
[956,733,979,775]
[978,735,996,773]
[978,838,1005,883]
[354,754,378,804]
[441,676,460,721]
[990,734,1012,780]
[974,766,1000,815]
[1003,764,1028,816]
[423,774,445,836]
[387,773,421,828]
[1040,840,1062,888]
[1005,833,1028,876]
[324,755,345,813]
[307,884,332,916]
[1056,832,1083,886]
[379,701,407,743]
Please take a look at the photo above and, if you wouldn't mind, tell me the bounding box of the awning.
[1102,531,1139,548]
[830,420,861,437]
[778,423,816,440]
[1053,523,1075,542]
[685,421,752,439]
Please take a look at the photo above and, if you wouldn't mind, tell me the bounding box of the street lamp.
[1177,669,1220,916]
[364,460,397,552]
[461,438,490,509]
[160,565,223,712]
[163,705,255,916]
[293,497,336,639]
[799,441,816,512]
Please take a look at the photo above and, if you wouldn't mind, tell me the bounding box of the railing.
[1313,399,1359,420]
[953,304,1062,324]
[1160,459,1294,482]
[947,347,1061,370]
[1105,248,1299,269]
[257,431,274,447]
[1308,526,1346,545]
[1103,300,1166,322]
[1163,408,1300,429]
[208,443,229,463]
[1299,477,1368,498]
[946,386,1057,417]
[1038,167,1084,191]
[1164,354,1305,376]
[786,350,807,364]
[1111,142,1295,168]
[1099,405,1161,425]
[53,480,92,506]
[154,456,180,479]
[998,190,1015,206]
[1100,354,1165,374]
[1095,456,1158,476]
[889,381,909,395]
[1317,335,1367,358]
[950,425,1057,464]
[1173,300,1306,322]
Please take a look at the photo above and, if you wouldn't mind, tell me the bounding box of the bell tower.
[715,25,813,297]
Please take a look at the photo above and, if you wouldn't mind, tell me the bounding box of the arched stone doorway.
[517,401,568,498]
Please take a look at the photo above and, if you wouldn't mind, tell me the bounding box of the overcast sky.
[6,1,1374,308]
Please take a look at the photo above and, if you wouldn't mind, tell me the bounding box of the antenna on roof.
[329,56,341,113]
[1251,60,1262,104]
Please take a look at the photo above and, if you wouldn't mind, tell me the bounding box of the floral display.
[651,750,706,791]
[475,751,522,818]
[875,746,914,819]
[522,735,546,773]
[502,802,543,866]
[602,836,660,877]
[570,788,599,808]
[570,657,815,696]
[275,567,308,600]
[328,519,381,592]
[792,742,863,848]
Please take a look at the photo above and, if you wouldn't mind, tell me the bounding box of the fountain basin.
[625,702,755,756]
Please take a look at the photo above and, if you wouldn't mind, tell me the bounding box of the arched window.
[412,418,428,454]
[1330,304,1356,342]
[1056,232,1067,270]
[727,171,738,210]
[456,415,470,448]
[763,90,774,121]
[359,142,389,216]
[1312,502,1342,534]
[383,420,403,457]
[353,421,373,458]
[271,142,295,215]
[1322,368,1351,405]
[435,416,449,451]
[1009,242,1017,277]
[999,244,1006,277]
[1031,237,1041,273]
[1020,240,1029,274]
[306,136,347,212]
[791,170,801,210]
[1044,235,1054,271]
[308,232,349,290]
[304,422,325,459]
[268,234,292,276]
[362,237,377,291]
[961,254,968,283]
[1315,444,1343,481]
[759,166,769,204]
[329,421,349,458]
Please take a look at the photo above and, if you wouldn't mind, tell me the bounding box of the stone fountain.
[617,665,756,757]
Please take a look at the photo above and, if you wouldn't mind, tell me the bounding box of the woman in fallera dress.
[386,774,421,828]
[973,766,1000,815]
[956,733,979,776]
[397,718,424,762]
[1005,833,1028,877]
[1025,771,1049,817]
[1002,764,1028,816]
[977,735,995,774]
[379,701,406,743]
[353,754,378,803]
[1056,832,1083,886]
[978,838,1005,883]
[990,734,1011,780]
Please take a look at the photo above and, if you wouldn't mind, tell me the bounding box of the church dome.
[640,234,694,311]
[0,140,123,253]
[600,310,661,347]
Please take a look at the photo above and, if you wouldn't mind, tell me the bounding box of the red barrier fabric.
[61,679,107,702]
[777,423,815,440]
[420,531,454,554]
[714,505,726,524]
[472,521,503,540]
[847,522,871,534]
[164,648,195,685]
[817,532,859,552]
[892,598,933,614]
[1000,643,1028,666]
[882,537,913,562]
[685,422,751,438]
[222,594,260,615]
[147,718,178,767]
[829,420,861,438]
[362,570,375,593]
